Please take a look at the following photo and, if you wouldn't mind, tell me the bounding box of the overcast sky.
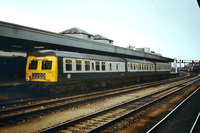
[0,0,200,60]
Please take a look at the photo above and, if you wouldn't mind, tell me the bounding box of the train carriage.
[26,50,126,82]
[126,59,155,76]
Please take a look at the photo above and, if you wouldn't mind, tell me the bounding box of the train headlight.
[26,76,31,81]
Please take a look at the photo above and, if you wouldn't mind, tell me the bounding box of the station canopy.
[0,21,174,62]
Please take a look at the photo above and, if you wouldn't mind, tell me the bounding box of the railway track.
[146,86,200,133]
[0,98,48,109]
[37,76,200,133]
[0,73,187,109]
[0,76,185,109]
[0,76,188,126]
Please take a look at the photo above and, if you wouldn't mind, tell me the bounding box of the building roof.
[94,34,113,42]
[60,27,94,36]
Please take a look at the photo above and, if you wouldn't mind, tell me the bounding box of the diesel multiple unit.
[26,50,170,82]
[25,50,171,94]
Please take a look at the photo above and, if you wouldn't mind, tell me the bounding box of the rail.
[0,76,187,125]
[37,77,200,133]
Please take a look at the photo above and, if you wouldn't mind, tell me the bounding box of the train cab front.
[26,56,58,82]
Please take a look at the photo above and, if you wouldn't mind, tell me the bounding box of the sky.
[0,0,200,60]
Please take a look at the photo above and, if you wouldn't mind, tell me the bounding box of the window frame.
[96,61,100,71]
[101,62,106,71]
[116,63,119,71]
[76,60,82,71]
[28,60,38,70]
[65,59,73,71]
[85,60,90,71]
[41,60,52,70]
[109,63,112,71]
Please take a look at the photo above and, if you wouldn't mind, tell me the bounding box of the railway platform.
[0,79,24,87]
[0,79,26,100]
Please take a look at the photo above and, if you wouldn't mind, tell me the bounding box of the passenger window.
[85,61,90,71]
[110,63,112,71]
[134,64,136,70]
[92,62,95,70]
[29,60,38,69]
[102,62,105,71]
[116,63,118,71]
[96,62,100,71]
[158,65,160,70]
[66,59,72,71]
[42,60,52,70]
[139,64,141,70]
[76,60,82,71]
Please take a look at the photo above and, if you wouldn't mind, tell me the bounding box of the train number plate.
[32,73,45,79]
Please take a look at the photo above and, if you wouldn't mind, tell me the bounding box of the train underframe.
[25,73,171,97]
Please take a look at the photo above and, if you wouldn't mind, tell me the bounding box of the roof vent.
[94,34,113,45]
[60,27,94,41]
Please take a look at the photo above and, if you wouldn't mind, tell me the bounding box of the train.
[187,65,200,73]
[25,50,171,94]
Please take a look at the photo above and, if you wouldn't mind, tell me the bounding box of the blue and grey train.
[26,50,171,93]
